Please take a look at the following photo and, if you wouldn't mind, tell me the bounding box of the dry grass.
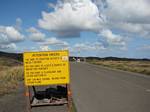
[89,60,150,75]
[0,57,23,96]
[71,101,77,112]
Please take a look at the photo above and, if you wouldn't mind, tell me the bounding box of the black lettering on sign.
[32,53,48,57]
[60,77,66,79]
[57,70,61,73]
[49,53,60,56]
[52,77,60,80]
[42,78,50,80]
[54,64,62,66]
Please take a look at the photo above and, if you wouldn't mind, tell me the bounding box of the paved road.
[70,62,150,112]
[1,62,150,112]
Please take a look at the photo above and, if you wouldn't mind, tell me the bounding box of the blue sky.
[0,0,150,58]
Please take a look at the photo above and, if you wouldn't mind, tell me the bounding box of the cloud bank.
[27,27,45,42]
[38,0,150,39]
[37,0,150,53]
[38,0,105,37]
[0,25,24,51]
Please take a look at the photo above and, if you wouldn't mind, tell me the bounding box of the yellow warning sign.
[23,50,70,86]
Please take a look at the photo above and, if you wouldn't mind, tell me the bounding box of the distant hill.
[0,51,23,67]
[0,51,149,63]
[70,56,150,61]
[0,51,23,62]
[86,56,150,61]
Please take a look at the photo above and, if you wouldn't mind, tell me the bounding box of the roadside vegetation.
[71,101,77,112]
[88,60,150,75]
[0,57,23,96]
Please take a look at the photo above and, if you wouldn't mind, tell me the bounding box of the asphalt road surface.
[0,62,150,112]
[71,62,150,112]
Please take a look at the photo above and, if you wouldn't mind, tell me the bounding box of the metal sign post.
[23,50,71,112]
[67,84,72,112]
[25,86,31,112]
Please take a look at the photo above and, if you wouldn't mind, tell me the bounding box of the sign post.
[23,50,71,111]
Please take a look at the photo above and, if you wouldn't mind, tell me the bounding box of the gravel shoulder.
[0,82,67,112]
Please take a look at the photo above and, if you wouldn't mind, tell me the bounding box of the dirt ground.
[0,83,67,112]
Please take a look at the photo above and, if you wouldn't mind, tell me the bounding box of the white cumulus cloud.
[27,27,45,42]
[72,42,105,52]
[100,29,126,46]
[39,45,50,51]
[103,0,150,23]
[15,18,22,30]
[0,43,17,51]
[98,0,150,38]
[0,26,24,44]
[39,37,69,47]
[38,0,105,37]
[38,0,150,39]
[109,22,150,38]
[0,25,24,52]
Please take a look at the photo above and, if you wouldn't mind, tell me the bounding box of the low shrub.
[0,66,23,96]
